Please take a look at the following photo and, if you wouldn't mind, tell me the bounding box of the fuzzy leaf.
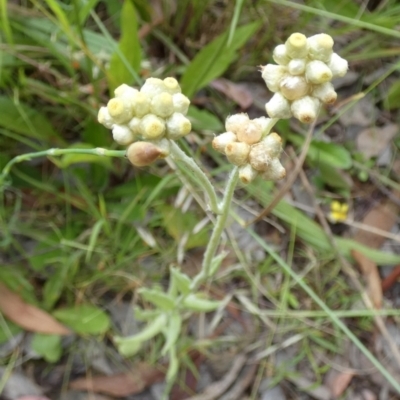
[139,288,176,310]
[161,313,182,355]
[170,267,192,295]
[182,294,221,312]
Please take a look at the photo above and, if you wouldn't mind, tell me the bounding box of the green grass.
[1,0,400,397]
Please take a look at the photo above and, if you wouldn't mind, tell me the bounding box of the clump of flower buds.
[261,33,348,123]
[212,114,286,184]
[97,77,192,146]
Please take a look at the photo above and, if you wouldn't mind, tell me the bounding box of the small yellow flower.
[329,201,349,223]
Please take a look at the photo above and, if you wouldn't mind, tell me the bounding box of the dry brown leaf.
[0,283,70,335]
[69,363,164,397]
[356,124,398,158]
[353,200,398,249]
[210,79,253,109]
[325,369,355,398]
[352,250,382,308]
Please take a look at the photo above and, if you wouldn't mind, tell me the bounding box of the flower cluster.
[212,114,285,184]
[98,77,192,166]
[262,33,348,123]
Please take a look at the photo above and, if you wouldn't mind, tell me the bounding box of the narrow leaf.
[139,288,175,311]
[161,313,182,355]
[170,267,192,295]
[181,22,261,98]
[108,0,141,91]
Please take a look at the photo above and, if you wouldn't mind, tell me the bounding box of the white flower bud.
[225,113,249,133]
[114,84,138,99]
[265,93,292,119]
[291,96,320,123]
[172,93,190,114]
[140,77,167,98]
[166,112,192,139]
[139,114,166,139]
[127,140,169,167]
[112,124,135,145]
[260,132,283,158]
[252,117,276,136]
[312,82,337,105]
[128,117,141,135]
[107,98,132,124]
[131,93,151,117]
[225,142,250,166]
[236,120,263,145]
[288,58,306,75]
[239,164,258,184]
[261,158,286,181]
[163,77,181,95]
[98,106,114,129]
[261,64,287,92]
[273,44,290,65]
[305,60,333,84]
[328,53,348,78]
[307,34,334,62]
[249,142,273,172]
[151,92,174,118]
[212,131,237,153]
[279,75,309,101]
[285,33,308,59]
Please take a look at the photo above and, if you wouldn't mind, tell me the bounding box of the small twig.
[246,120,316,226]
[183,353,247,400]
[295,150,400,371]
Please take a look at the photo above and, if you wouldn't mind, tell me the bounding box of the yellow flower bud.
[305,60,333,84]
[225,142,250,166]
[107,98,132,124]
[131,93,151,117]
[285,33,308,59]
[307,34,334,62]
[98,106,114,129]
[150,92,174,118]
[166,113,192,139]
[163,77,181,94]
[273,44,290,65]
[127,141,169,167]
[139,114,166,139]
[172,93,190,115]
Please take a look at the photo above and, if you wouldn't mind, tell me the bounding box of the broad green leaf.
[139,288,175,310]
[59,143,112,169]
[182,294,221,312]
[0,96,60,141]
[53,304,110,334]
[318,162,352,190]
[161,313,182,355]
[31,333,62,363]
[288,133,352,169]
[107,0,141,91]
[187,106,224,132]
[181,21,261,98]
[170,267,192,295]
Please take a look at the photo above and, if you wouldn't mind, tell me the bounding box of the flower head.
[98,78,191,146]
[212,114,285,184]
[262,33,348,123]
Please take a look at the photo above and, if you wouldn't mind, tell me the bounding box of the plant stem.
[191,167,239,290]
[169,141,221,214]
[0,148,126,186]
